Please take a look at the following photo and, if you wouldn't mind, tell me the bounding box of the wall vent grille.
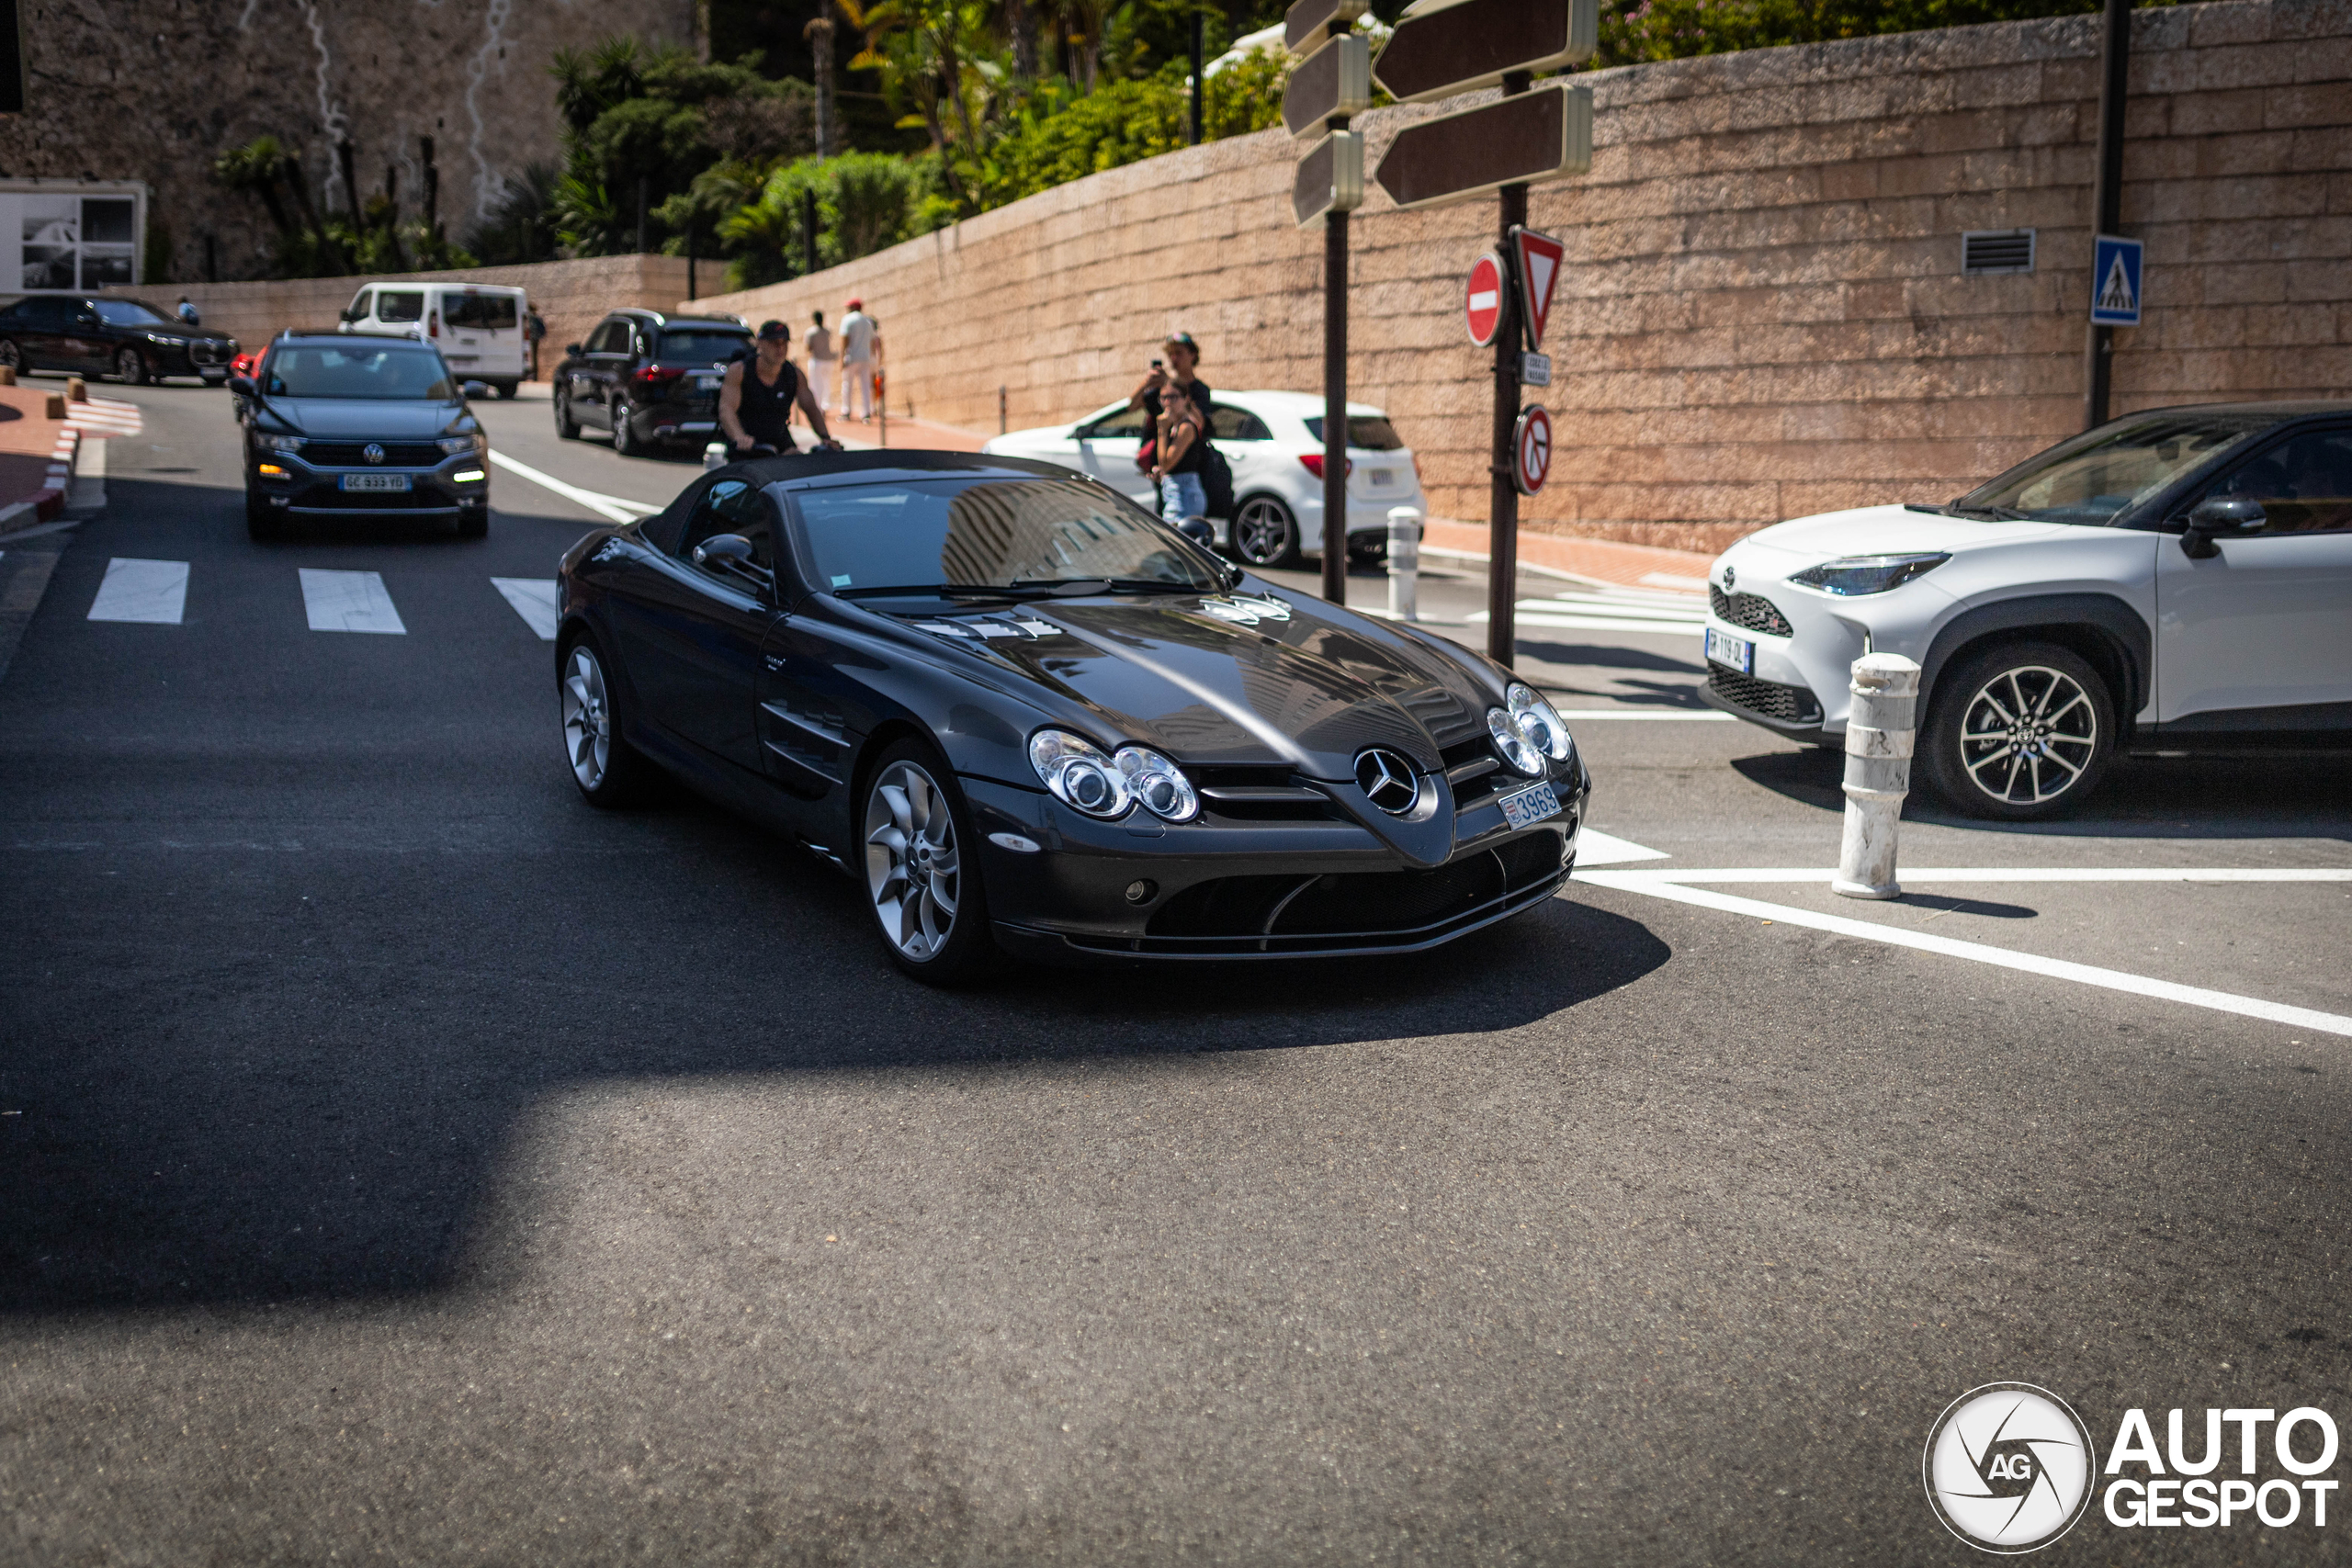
[1962,229,2036,276]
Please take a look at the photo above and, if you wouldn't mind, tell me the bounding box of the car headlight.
[1487,706,1545,776]
[146,333,186,347]
[1114,745,1198,822]
[1505,682,1574,763]
[1029,729,1131,818]
[1787,553,1950,596]
[436,434,485,456]
[253,431,302,453]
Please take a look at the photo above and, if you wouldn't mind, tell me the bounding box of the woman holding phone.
[1151,380,1209,527]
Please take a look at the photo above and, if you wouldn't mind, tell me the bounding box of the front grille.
[190,341,229,366]
[300,442,445,468]
[1147,832,1567,944]
[1710,585,1793,637]
[1191,764,1338,822]
[1440,735,1507,807]
[1708,668,1824,725]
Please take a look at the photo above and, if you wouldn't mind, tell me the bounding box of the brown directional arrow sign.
[1293,130,1364,228]
[1373,83,1591,212]
[1282,33,1372,139]
[1283,0,1368,55]
[1373,0,1597,105]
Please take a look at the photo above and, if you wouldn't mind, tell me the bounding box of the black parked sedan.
[232,334,489,539]
[556,451,1592,982]
[553,309,752,457]
[0,294,238,384]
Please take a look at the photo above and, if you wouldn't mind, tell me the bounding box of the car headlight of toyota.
[1787,552,1950,595]
[1029,729,1198,822]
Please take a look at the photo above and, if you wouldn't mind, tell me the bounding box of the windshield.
[1303,415,1405,451]
[1960,413,2273,525]
[792,478,1223,594]
[443,293,517,330]
[263,345,457,400]
[658,330,751,364]
[94,299,172,327]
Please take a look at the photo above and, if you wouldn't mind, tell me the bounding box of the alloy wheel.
[561,645,612,791]
[1957,664,2099,807]
[864,760,961,962]
[115,347,144,386]
[1233,497,1296,567]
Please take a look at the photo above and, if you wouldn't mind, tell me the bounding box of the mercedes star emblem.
[1354,748,1421,816]
[363,443,387,464]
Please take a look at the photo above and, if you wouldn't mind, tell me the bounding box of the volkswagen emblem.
[1353,748,1422,816]
[1722,565,1736,592]
[363,443,386,464]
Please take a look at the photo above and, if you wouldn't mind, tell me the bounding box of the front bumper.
[961,763,1588,963]
[251,453,487,518]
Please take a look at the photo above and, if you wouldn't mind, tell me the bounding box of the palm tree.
[214,136,297,240]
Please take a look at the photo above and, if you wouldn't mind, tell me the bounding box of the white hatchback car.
[982,389,1426,568]
[1702,402,2352,818]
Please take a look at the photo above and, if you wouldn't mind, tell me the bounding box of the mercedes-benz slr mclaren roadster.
[555,451,1592,982]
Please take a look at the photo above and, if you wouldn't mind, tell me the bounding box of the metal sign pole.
[1323,190,1350,604]
[1486,73,1531,664]
[2083,0,2130,430]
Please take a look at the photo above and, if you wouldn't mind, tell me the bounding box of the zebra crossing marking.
[87,558,188,624]
[492,577,560,640]
[298,569,406,635]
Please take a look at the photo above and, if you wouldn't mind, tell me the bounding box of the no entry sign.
[1512,405,1553,496]
[1464,253,1505,347]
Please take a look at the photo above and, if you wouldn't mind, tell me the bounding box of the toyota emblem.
[363,443,386,464]
[1722,565,1736,592]
[1353,748,1422,816]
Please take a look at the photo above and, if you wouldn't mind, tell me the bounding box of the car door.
[605,477,778,775]
[339,288,372,334]
[10,297,68,367]
[1072,405,1154,504]
[582,320,632,430]
[64,299,108,372]
[2154,423,2352,734]
[752,503,860,807]
[1206,401,1275,502]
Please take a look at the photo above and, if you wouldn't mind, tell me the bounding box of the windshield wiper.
[1007,577,1204,596]
[1906,502,2033,521]
[834,583,1047,601]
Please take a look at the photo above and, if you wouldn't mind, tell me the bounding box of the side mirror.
[2182,495,2266,558]
[691,533,755,568]
[1176,516,1216,549]
[564,343,582,357]
[228,375,256,398]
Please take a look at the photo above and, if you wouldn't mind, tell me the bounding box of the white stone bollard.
[1832,652,1921,899]
[704,442,729,470]
[1386,506,1421,623]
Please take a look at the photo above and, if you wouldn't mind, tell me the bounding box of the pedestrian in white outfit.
[838,299,876,420]
[805,310,837,414]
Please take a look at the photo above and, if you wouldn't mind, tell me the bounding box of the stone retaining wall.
[688,0,2351,553]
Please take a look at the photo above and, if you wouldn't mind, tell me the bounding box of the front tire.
[457,506,489,539]
[861,739,997,985]
[612,402,643,457]
[554,389,580,440]
[114,347,147,386]
[1917,641,2115,820]
[560,635,655,807]
[0,339,24,374]
[244,491,279,540]
[492,379,518,400]
[1233,494,1300,569]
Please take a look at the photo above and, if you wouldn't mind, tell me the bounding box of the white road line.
[1605,867,2352,885]
[1578,871,2352,1039]
[492,576,560,640]
[86,558,188,624]
[486,449,662,525]
[1475,612,1710,635]
[1553,707,1735,721]
[1575,829,1672,866]
[1544,594,1707,619]
[298,568,406,635]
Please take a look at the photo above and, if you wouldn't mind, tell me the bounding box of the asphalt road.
[3,381,2349,1565]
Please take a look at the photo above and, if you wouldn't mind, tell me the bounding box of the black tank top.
[737,358,800,449]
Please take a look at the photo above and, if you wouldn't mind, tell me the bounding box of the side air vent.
[1962,229,2035,276]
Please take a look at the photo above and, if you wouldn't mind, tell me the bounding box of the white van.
[337,281,528,397]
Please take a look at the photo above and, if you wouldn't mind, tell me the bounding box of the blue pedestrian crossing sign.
[2091,234,2143,326]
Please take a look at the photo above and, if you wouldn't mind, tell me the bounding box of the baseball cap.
[1165,331,1198,350]
[846,298,863,310]
[756,319,790,342]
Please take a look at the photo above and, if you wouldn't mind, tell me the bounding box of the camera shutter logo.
[1924,1382,2094,1553]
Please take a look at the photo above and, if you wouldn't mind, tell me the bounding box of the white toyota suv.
[1702,402,2352,818]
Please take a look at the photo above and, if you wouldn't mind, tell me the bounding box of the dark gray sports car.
[555,451,1592,981]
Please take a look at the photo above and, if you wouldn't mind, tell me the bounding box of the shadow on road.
[1730,746,2352,840]
[0,792,1671,1315]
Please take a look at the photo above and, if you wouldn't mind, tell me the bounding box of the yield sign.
[1513,405,1553,496]
[1512,226,1566,352]
[1464,252,1505,347]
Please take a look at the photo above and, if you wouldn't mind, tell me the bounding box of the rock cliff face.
[0,0,696,282]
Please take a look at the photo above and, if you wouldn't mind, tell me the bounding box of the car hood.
[1731,503,2077,567]
[260,399,467,438]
